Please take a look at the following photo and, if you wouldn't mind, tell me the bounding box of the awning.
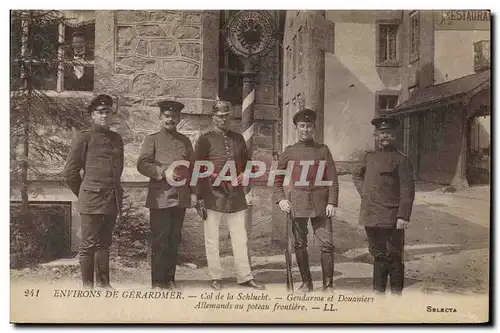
[60,10,96,27]
[389,70,490,115]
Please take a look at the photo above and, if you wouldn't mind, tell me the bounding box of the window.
[63,22,95,92]
[377,22,401,66]
[408,85,418,98]
[11,10,96,93]
[219,10,243,103]
[409,11,420,62]
[377,94,399,113]
[474,40,490,72]
[422,109,447,151]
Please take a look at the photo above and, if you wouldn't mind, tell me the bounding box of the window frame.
[218,10,244,103]
[474,39,491,72]
[12,13,96,95]
[408,84,418,99]
[376,20,402,67]
[375,91,401,114]
[409,11,420,64]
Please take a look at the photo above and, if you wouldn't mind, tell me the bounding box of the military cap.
[293,108,317,125]
[88,94,113,113]
[158,100,185,114]
[371,116,400,130]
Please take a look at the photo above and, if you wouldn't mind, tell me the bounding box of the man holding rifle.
[275,109,339,292]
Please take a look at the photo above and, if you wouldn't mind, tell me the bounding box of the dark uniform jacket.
[274,140,339,218]
[194,128,249,213]
[137,128,194,209]
[64,124,124,215]
[352,145,415,228]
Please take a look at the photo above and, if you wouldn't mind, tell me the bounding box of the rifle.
[110,149,122,224]
[285,191,294,293]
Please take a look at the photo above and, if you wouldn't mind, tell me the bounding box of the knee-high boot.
[321,251,334,291]
[295,248,313,292]
[79,254,95,289]
[95,249,112,289]
[389,260,404,295]
[373,258,389,293]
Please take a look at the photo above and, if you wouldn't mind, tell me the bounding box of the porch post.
[451,104,469,189]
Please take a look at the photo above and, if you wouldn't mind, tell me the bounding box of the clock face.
[225,11,277,58]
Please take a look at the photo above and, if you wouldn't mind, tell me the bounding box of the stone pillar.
[94,10,116,93]
[201,11,219,115]
[303,10,326,143]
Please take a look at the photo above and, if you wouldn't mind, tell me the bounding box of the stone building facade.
[11,10,284,255]
[283,10,490,186]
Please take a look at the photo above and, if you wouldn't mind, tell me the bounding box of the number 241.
[24,289,39,297]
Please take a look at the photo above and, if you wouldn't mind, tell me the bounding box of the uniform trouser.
[204,209,253,284]
[293,217,335,284]
[79,214,116,288]
[365,227,405,293]
[150,207,186,288]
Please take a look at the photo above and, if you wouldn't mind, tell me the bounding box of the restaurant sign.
[435,10,491,30]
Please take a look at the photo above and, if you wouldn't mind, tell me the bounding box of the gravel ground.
[11,178,490,295]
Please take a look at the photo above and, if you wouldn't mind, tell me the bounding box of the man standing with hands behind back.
[64,94,124,290]
[352,116,415,295]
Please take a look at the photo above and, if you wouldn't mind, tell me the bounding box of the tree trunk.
[19,12,32,226]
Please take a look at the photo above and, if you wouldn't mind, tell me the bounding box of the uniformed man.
[194,98,265,291]
[275,109,339,292]
[352,116,415,295]
[64,94,124,289]
[137,100,195,290]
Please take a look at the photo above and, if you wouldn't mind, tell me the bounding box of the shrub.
[111,193,150,261]
[10,204,70,269]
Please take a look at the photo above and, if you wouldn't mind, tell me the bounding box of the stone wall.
[95,10,219,181]
[93,10,282,181]
[15,11,283,259]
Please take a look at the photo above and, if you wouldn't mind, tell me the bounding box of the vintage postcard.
[10,9,491,324]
